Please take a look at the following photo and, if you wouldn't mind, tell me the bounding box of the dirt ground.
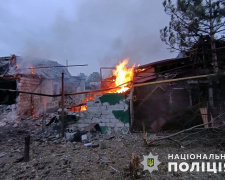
[1,120,225,180]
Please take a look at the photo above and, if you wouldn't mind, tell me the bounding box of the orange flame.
[113,58,135,93]
[70,58,135,112]
[80,105,87,111]
[30,66,35,74]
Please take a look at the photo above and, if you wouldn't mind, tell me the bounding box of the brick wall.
[70,94,130,132]
[17,77,41,116]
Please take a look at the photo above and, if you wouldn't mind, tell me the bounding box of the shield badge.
[147,158,154,167]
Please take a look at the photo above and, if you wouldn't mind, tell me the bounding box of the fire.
[80,105,87,111]
[113,58,135,93]
[30,66,35,75]
[135,67,147,73]
[70,94,95,112]
[70,58,135,112]
[70,105,87,112]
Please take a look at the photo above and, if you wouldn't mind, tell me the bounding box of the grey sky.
[0,0,176,76]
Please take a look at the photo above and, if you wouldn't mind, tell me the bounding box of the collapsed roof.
[0,55,71,79]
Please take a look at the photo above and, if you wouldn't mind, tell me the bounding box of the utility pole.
[61,73,65,137]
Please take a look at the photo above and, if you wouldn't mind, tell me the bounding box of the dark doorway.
[0,79,17,105]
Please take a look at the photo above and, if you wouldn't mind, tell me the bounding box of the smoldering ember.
[1,1,225,180]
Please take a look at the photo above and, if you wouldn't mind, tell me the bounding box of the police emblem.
[141,152,161,173]
[147,158,154,167]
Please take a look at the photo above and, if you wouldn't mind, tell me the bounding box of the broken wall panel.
[68,93,130,132]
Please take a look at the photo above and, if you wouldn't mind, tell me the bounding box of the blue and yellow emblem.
[147,158,154,167]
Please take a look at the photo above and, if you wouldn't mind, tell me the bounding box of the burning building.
[0,55,85,117]
[1,54,224,133]
[74,55,225,133]
[66,59,134,133]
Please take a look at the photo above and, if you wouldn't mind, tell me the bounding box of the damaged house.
[0,55,85,117]
[2,46,225,134]
[132,47,225,131]
[75,47,225,133]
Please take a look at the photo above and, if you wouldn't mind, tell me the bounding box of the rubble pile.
[0,104,19,127]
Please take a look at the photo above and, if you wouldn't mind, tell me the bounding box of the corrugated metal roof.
[135,57,189,70]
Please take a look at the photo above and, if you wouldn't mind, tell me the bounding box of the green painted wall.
[99,94,125,105]
[99,93,130,124]
[112,109,129,124]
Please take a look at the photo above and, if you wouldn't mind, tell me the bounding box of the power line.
[26,64,88,70]
[0,73,224,97]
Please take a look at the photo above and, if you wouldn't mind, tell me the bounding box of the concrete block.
[86,113,94,118]
[77,124,88,129]
[87,107,101,114]
[65,132,75,141]
[99,123,106,126]
[83,119,92,124]
[116,123,124,128]
[86,101,95,107]
[103,102,110,106]
[77,119,85,124]
[105,123,116,127]
[102,110,112,115]
[100,118,110,123]
[110,105,124,110]
[92,117,101,123]
[101,106,107,111]
[93,114,101,118]
[109,118,119,123]
[107,114,116,119]
[79,112,85,118]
